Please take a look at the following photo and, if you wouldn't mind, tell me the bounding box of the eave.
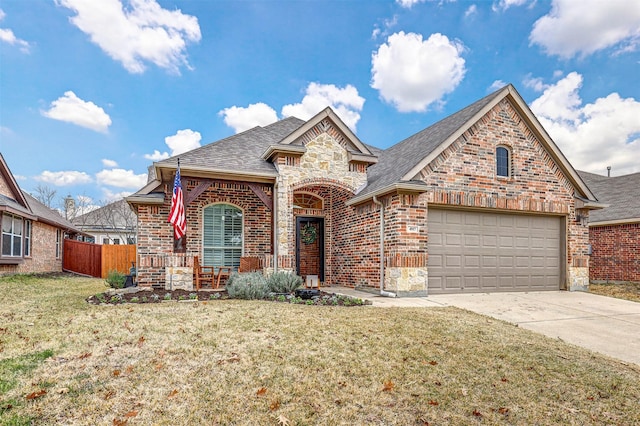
[261,145,307,161]
[588,218,640,227]
[346,182,428,206]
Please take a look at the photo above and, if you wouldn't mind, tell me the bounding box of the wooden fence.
[63,239,136,279]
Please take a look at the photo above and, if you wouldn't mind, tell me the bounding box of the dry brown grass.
[2,274,640,425]
[589,281,640,303]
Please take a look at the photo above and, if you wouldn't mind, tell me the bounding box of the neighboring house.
[578,171,640,282]
[127,85,603,296]
[0,153,83,275]
[72,199,137,245]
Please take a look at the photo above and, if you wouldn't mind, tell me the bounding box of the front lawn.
[1,274,639,425]
[589,281,640,303]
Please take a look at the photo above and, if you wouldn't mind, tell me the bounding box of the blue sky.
[1,0,639,210]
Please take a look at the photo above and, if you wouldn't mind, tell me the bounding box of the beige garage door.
[428,209,562,294]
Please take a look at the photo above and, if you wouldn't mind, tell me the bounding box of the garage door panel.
[428,209,561,294]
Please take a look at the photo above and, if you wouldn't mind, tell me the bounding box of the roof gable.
[354,84,597,203]
[0,153,31,213]
[278,107,373,156]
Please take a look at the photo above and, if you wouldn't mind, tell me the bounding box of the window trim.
[24,220,32,258]
[2,213,24,258]
[496,145,511,178]
[202,203,244,270]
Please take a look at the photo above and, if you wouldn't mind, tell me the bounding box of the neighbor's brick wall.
[0,175,13,198]
[135,179,272,288]
[0,221,61,275]
[589,223,640,282]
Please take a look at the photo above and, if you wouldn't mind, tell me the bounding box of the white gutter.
[372,195,396,298]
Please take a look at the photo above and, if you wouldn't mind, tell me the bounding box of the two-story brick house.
[127,84,604,296]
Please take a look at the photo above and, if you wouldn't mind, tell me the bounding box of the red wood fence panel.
[101,244,137,278]
[63,239,102,278]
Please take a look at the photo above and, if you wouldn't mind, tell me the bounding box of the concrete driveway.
[331,287,640,365]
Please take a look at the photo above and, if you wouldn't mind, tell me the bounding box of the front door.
[295,217,324,282]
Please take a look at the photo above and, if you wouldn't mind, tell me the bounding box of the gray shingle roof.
[578,171,640,223]
[22,191,80,231]
[156,117,306,173]
[359,87,506,196]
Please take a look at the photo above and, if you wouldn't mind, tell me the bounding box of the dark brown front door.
[296,217,324,281]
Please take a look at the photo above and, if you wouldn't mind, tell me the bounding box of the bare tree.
[73,199,137,244]
[33,184,57,208]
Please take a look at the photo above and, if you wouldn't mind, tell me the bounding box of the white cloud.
[57,0,201,74]
[102,158,118,168]
[464,5,478,19]
[371,32,466,113]
[143,128,201,161]
[530,0,640,58]
[42,91,112,133]
[530,72,640,175]
[0,9,30,52]
[489,80,507,91]
[492,0,528,12]
[219,103,278,134]
[144,149,169,161]
[281,82,365,131]
[396,0,425,8]
[523,74,549,92]
[35,170,93,186]
[96,168,147,188]
[372,15,398,40]
[164,129,201,156]
[101,188,134,202]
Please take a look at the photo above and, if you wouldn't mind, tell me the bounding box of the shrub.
[267,271,303,294]
[105,270,126,289]
[226,272,270,300]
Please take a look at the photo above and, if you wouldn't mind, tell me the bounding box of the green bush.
[226,272,270,300]
[267,271,303,294]
[105,270,126,289]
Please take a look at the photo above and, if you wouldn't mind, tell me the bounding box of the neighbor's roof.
[22,191,81,232]
[578,171,640,225]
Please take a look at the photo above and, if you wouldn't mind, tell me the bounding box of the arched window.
[292,192,323,210]
[496,146,510,178]
[203,204,243,270]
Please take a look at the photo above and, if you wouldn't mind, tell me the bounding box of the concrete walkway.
[329,287,640,366]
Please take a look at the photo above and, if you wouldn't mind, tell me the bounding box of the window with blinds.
[203,204,243,270]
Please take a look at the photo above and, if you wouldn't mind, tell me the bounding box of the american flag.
[168,162,186,239]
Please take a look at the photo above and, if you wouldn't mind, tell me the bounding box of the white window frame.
[2,213,23,257]
[202,203,243,270]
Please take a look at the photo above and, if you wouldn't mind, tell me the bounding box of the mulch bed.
[86,287,371,306]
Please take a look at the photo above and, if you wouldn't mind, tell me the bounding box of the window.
[2,214,23,257]
[293,192,323,209]
[203,204,243,270]
[56,229,61,258]
[113,238,120,245]
[24,220,31,257]
[496,146,510,177]
[102,237,110,245]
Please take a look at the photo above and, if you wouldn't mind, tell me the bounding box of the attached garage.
[428,208,564,294]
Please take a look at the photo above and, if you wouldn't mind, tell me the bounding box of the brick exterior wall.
[589,223,640,282]
[410,99,589,290]
[135,179,272,288]
[0,221,62,275]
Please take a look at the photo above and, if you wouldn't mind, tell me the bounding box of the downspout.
[272,181,278,274]
[372,195,396,298]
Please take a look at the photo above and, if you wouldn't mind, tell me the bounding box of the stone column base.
[385,267,428,297]
[568,266,589,291]
[165,267,194,291]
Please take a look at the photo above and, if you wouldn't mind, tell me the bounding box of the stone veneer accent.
[274,130,370,285]
[165,266,194,291]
